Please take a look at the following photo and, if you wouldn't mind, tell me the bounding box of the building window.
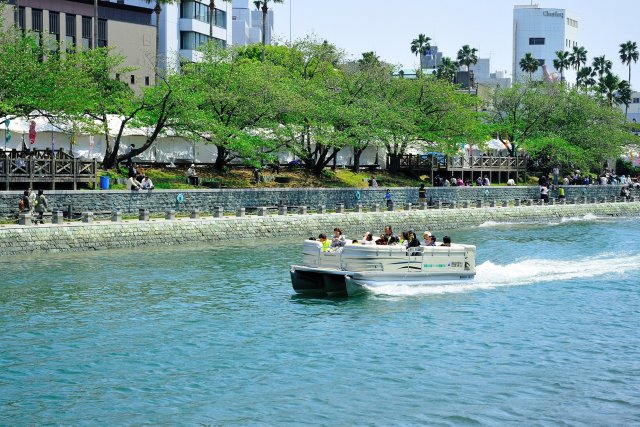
[98,19,107,47]
[180,1,226,28]
[145,76,150,86]
[32,9,43,32]
[66,14,76,52]
[130,75,135,85]
[181,31,226,50]
[567,17,578,28]
[16,7,25,31]
[81,16,92,49]
[633,98,640,104]
[48,12,60,53]
[529,37,545,45]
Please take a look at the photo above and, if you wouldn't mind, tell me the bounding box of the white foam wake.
[478,213,605,228]
[365,252,640,297]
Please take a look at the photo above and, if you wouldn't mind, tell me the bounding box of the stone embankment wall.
[1,202,639,257]
[0,186,633,219]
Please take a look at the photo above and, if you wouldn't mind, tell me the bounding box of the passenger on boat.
[388,235,400,245]
[400,231,409,246]
[406,231,421,248]
[376,235,389,245]
[330,227,346,248]
[422,231,432,246]
[424,235,436,246]
[362,232,376,245]
[318,233,331,251]
[384,225,396,240]
[441,236,451,247]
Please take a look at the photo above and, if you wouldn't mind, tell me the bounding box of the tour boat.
[290,240,476,297]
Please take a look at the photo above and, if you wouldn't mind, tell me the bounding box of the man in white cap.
[187,164,199,186]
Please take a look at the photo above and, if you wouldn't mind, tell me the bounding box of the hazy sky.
[269,0,639,88]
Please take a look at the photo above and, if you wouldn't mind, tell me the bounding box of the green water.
[1,215,640,425]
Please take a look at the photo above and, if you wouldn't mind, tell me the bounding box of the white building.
[627,91,640,124]
[512,4,579,84]
[469,58,512,88]
[232,0,274,46]
[116,0,232,67]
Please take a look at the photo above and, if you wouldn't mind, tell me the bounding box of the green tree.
[619,40,638,118]
[253,0,284,63]
[410,34,431,61]
[577,66,596,89]
[597,72,631,108]
[553,50,571,82]
[177,46,292,170]
[456,44,478,93]
[619,40,638,86]
[569,45,588,86]
[592,55,612,80]
[436,57,457,83]
[519,53,539,80]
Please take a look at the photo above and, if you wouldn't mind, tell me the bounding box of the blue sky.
[270,0,639,88]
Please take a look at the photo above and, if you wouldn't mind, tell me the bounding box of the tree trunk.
[213,145,229,171]
[209,0,214,38]
[93,0,98,49]
[261,3,268,63]
[351,147,365,172]
[155,3,161,76]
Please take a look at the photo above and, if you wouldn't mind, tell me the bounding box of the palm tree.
[457,44,478,92]
[569,45,588,86]
[519,53,539,80]
[209,0,231,38]
[436,57,457,83]
[253,0,284,62]
[143,0,177,75]
[619,41,639,85]
[619,41,638,118]
[592,55,612,80]
[577,66,596,89]
[553,50,571,82]
[598,72,631,107]
[410,34,432,66]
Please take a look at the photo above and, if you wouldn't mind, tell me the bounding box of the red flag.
[29,121,36,145]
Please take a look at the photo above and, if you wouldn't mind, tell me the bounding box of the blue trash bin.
[100,175,110,190]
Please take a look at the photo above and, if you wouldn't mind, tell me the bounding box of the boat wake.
[364,252,640,297]
[478,213,606,228]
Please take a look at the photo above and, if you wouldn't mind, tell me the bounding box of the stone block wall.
[0,185,634,220]
[1,202,639,257]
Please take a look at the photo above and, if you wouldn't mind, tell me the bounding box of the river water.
[1,215,639,426]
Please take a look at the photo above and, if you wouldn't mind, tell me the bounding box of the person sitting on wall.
[506,177,516,186]
[127,172,141,191]
[187,164,199,186]
[141,176,154,190]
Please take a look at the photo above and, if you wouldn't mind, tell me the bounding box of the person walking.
[34,189,48,224]
[418,184,426,204]
[385,189,393,208]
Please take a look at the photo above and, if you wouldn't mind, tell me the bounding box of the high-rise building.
[419,45,443,69]
[512,4,579,84]
[470,58,512,88]
[122,0,232,68]
[2,0,156,89]
[232,0,274,46]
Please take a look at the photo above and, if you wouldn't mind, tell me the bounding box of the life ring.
[484,189,490,197]
[355,190,361,200]
[582,188,587,194]
[176,193,184,203]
